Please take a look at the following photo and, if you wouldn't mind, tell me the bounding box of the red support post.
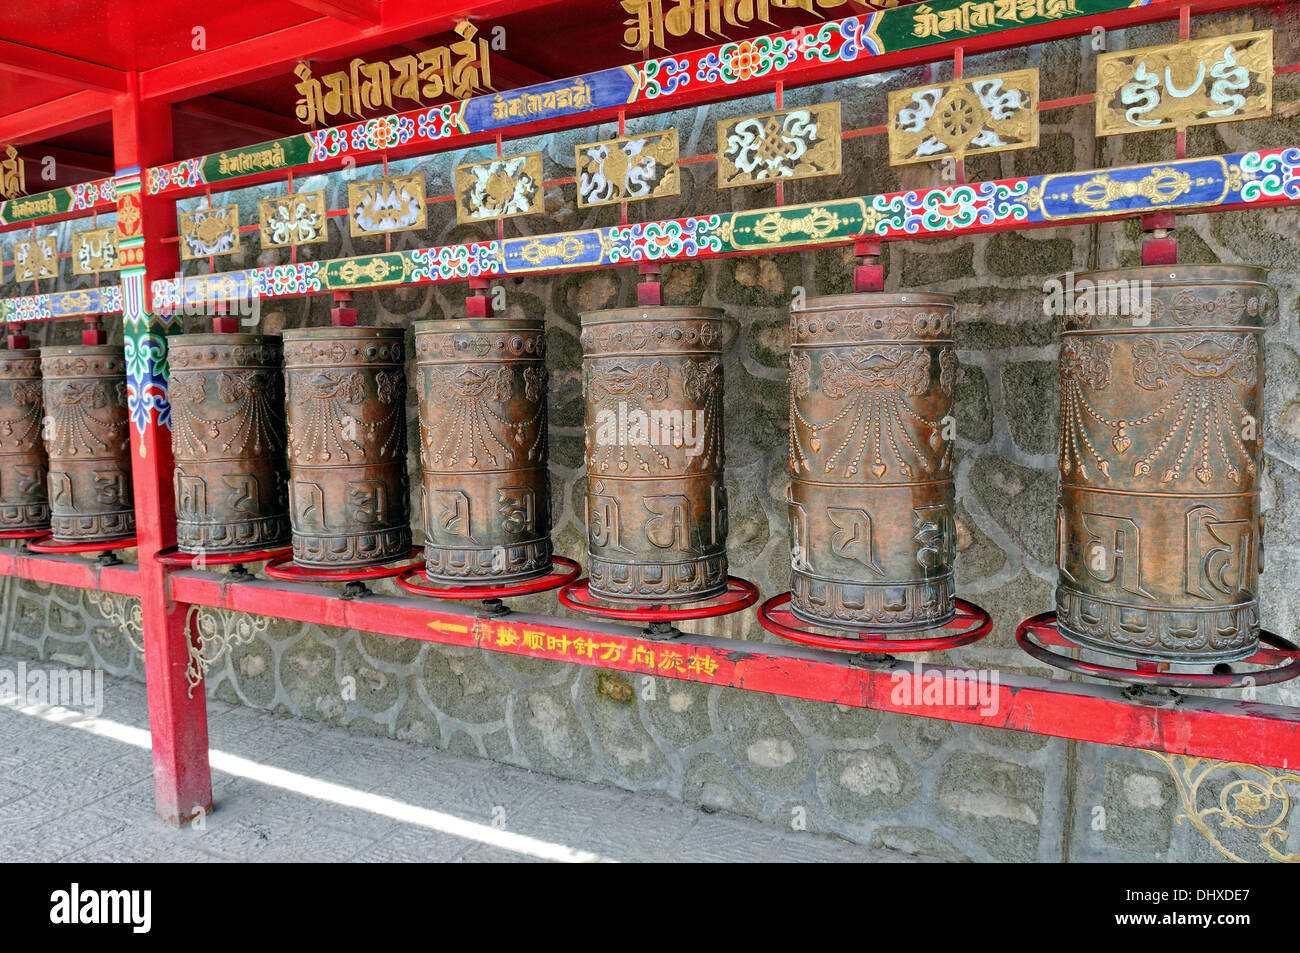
[1141,212,1178,265]
[112,76,212,826]
[330,290,358,326]
[853,238,884,292]
[465,276,493,317]
[637,261,662,306]
[82,316,107,346]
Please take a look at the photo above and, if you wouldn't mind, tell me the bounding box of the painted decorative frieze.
[179,205,241,260]
[72,226,120,274]
[259,191,328,248]
[12,237,58,281]
[718,102,841,187]
[348,174,427,236]
[575,129,679,207]
[889,68,1039,165]
[1095,30,1273,136]
[454,153,545,223]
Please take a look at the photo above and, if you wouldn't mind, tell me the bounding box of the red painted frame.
[0,548,140,596]
[166,569,1300,770]
[3,0,1300,824]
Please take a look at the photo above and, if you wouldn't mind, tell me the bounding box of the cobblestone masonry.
[5,12,1300,861]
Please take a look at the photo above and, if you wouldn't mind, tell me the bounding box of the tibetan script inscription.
[454,153,545,224]
[294,20,493,127]
[259,191,328,248]
[489,78,594,123]
[0,146,25,200]
[575,129,679,208]
[889,68,1038,165]
[622,0,871,54]
[1095,30,1273,136]
[72,226,120,275]
[179,205,241,260]
[348,175,427,237]
[718,102,842,187]
[213,142,287,178]
[910,0,1082,40]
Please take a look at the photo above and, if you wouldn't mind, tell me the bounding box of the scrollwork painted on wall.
[1148,751,1300,864]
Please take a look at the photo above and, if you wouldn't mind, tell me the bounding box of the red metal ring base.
[1016,612,1300,689]
[264,548,425,583]
[0,528,48,540]
[155,545,293,569]
[759,593,992,653]
[27,533,137,554]
[558,576,759,622]
[395,556,580,600]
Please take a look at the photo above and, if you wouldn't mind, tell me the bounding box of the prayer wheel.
[1055,265,1268,663]
[169,334,290,555]
[0,347,49,533]
[281,327,410,569]
[580,306,728,603]
[40,345,135,543]
[414,318,552,585]
[787,293,958,631]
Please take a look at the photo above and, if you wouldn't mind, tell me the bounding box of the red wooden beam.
[284,0,383,26]
[0,39,126,93]
[140,0,566,103]
[0,550,141,596]
[0,90,112,145]
[173,95,304,140]
[16,145,114,178]
[481,53,552,90]
[166,572,1300,770]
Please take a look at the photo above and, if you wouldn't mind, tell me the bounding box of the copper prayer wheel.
[169,334,290,555]
[0,347,49,532]
[787,293,958,631]
[281,327,410,569]
[1055,265,1268,663]
[40,345,135,543]
[580,306,728,603]
[414,318,552,585]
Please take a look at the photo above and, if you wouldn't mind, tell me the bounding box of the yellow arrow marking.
[427,619,469,635]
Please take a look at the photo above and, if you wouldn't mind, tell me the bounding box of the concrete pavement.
[0,654,926,862]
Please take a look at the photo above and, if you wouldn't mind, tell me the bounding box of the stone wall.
[4,9,1300,861]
